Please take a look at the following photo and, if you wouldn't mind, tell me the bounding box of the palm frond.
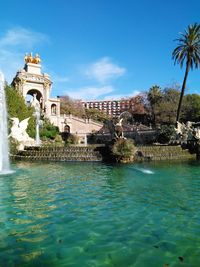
[172,23,200,69]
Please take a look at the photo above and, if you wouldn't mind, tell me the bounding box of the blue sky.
[0,0,200,100]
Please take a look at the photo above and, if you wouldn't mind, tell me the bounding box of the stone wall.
[136,145,196,161]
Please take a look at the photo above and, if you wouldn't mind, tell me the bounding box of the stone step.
[16,152,102,157]
[13,155,102,162]
[13,145,103,162]
[24,146,100,152]
[136,145,195,161]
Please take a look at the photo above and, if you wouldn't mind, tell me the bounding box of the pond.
[0,160,200,267]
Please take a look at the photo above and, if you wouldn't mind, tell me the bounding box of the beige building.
[82,98,131,117]
[12,54,103,138]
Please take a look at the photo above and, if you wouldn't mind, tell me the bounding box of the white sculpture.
[31,93,40,110]
[175,121,200,143]
[114,118,125,139]
[31,93,41,145]
[9,117,35,150]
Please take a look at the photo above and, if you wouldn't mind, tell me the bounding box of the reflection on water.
[0,161,200,266]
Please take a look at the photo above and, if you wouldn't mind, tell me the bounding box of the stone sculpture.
[114,118,124,139]
[175,121,200,143]
[9,117,35,150]
[24,53,41,64]
[106,118,125,141]
[31,93,42,145]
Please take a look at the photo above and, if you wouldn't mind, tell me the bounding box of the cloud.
[0,27,48,49]
[65,85,114,100]
[103,89,141,100]
[0,27,49,82]
[85,57,126,83]
[130,90,141,96]
[52,74,69,83]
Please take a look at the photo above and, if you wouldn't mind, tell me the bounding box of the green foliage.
[172,23,200,121]
[5,85,35,133]
[27,117,36,138]
[147,85,200,125]
[157,88,180,124]
[40,119,59,140]
[182,94,200,122]
[9,137,19,155]
[55,134,63,144]
[147,85,163,124]
[157,125,176,144]
[147,86,180,125]
[112,138,136,162]
[5,85,34,119]
[85,108,109,122]
[5,86,59,141]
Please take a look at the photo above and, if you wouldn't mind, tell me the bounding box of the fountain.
[0,72,12,174]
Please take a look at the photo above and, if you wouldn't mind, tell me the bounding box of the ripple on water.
[0,161,200,266]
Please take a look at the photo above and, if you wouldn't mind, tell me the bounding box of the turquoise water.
[1,161,200,267]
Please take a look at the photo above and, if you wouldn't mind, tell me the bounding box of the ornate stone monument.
[12,54,103,139]
[12,53,60,117]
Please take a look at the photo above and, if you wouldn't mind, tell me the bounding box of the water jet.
[0,72,12,174]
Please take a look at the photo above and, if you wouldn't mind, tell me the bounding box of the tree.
[40,118,59,140]
[157,88,180,124]
[112,138,136,162]
[6,85,59,140]
[85,108,109,122]
[60,95,85,117]
[5,85,35,136]
[5,85,34,121]
[147,86,180,125]
[147,85,163,124]
[172,23,200,122]
[182,94,200,122]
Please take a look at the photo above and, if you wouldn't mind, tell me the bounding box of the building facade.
[82,98,131,117]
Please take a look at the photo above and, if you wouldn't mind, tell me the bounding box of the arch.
[64,124,70,133]
[26,89,43,107]
[51,104,57,115]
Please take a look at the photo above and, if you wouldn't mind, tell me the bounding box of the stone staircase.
[12,146,102,162]
[136,145,196,161]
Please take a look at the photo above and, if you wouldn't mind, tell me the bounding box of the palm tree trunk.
[176,61,190,122]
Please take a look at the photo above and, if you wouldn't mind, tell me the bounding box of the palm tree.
[172,23,200,122]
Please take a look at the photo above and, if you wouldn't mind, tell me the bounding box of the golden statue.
[33,54,41,64]
[24,53,41,64]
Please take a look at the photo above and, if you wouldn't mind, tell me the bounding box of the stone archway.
[64,124,70,133]
[26,89,43,108]
[61,124,71,141]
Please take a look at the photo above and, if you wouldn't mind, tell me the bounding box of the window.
[51,104,57,115]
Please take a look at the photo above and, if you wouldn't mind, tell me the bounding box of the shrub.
[9,137,19,155]
[40,119,59,140]
[157,125,176,144]
[55,134,63,144]
[65,134,79,145]
[112,138,136,162]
